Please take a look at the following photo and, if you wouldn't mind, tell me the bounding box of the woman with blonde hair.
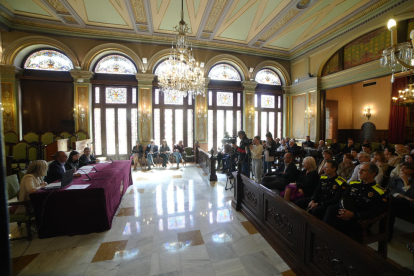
[280,157,319,202]
[15,160,48,214]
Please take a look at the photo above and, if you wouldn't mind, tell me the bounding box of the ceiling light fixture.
[156,0,205,98]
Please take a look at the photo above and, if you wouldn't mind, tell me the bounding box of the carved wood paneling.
[1,82,14,132]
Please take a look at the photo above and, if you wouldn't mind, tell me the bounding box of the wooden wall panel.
[336,129,389,143]
[21,80,74,134]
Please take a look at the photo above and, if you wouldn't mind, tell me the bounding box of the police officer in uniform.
[295,160,347,220]
[323,163,387,240]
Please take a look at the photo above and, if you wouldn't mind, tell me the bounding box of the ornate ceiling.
[0,0,402,59]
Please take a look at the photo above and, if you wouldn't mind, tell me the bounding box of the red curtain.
[388,77,407,143]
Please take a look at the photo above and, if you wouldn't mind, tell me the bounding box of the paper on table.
[47,182,61,188]
[77,171,91,174]
[82,166,94,169]
[66,185,90,190]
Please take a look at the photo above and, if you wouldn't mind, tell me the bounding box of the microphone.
[78,168,92,181]
[108,157,114,163]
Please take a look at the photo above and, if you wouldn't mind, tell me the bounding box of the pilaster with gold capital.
[70,70,94,137]
[136,74,155,144]
[195,78,210,149]
[0,65,19,134]
[242,81,257,139]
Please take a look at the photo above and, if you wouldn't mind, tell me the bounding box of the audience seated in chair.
[337,153,355,181]
[395,144,409,157]
[217,143,232,172]
[14,160,48,214]
[46,151,69,183]
[132,140,144,171]
[388,162,414,239]
[348,152,383,185]
[362,144,374,158]
[405,143,414,154]
[79,147,100,166]
[384,147,401,167]
[335,138,355,163]
[324,163,387,242]
[285,140,299,156]
[317,140,328,152]
[280,157,319,202]
[145,140,158,170]
[372,151,389,176]
[261,152,298,192]
[302,136,314,148]
[65,151,81,171]
[351,148,359,165]
[295,160,347,220]
[316,149,333,175]
[173,140,185,169]
[159,139,171,169]
[379,139,389,151]
[329,138,340,155]
[276,139,288,152]
[274,138,281,149]
[390,154,414,178]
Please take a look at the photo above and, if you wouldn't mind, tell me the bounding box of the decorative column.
[135,73,155,144]
[195,78,209,152]
[70,70,94,136]
[0,65,19,134]
[242,81,257,139]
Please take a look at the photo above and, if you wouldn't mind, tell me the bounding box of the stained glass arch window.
[255,69,281,85]
[208,64,241,81]
[154,60,170,76]
[23,50,74,71]
[94,54,137,75]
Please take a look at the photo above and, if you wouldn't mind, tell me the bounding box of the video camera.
[221,135,238,145]
[241,138,254,148]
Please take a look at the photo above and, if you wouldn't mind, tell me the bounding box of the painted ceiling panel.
[258,0,282,25]
[228,0,250,21]
[296,0,334,23]
[269,18,317,49]
[193,0,201,17]
[84,0,127,25]
[219,0,259,41]
[159,0,192,32]
[5,0,51,16]
[157,0,163,12]
[311,0,363,33]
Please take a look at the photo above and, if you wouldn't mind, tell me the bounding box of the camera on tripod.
[221,135,238,145]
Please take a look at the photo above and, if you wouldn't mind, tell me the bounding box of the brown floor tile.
[172,175,182,179]
[136,177,148,181]
[281,270,297,276]
[117,207,135,217]
[12,253,39,276]
[91,240,128,263]
[202,173,207,176]
[177,230,204,248]
[241,221,259,235]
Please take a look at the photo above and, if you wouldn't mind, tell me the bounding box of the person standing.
[232,130,249,176]
[248,136,264,184]
[263,132,277,174]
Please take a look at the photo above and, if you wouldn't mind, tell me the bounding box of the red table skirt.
[30,160,132,238]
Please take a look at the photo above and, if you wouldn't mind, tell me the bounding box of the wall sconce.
[73,105,86,122]
[363,106,372,120]
[197,106,207,119]
[248,107,254,119]
[138,104,151,122]
[304,107,314,119]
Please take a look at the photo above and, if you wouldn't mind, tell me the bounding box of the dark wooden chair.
[293,146,305,169]
[183,147,195,163]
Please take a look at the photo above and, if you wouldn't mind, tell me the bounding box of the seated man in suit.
[335,139,355,163]
[348,152,383,184]
[145,139,159,170]
[261,153,298,191]
[285,140,299,156]
[274,138,281,149]
[302,136,314,148]
[324,163,387,241]
[329,138,340,155]
[79,147,100,166]
[295,160,347,220]
[45,151,81,183]
[361,144,374,158]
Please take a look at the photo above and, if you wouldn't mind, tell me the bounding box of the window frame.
[21,48,74,72]
[93,54,138,75]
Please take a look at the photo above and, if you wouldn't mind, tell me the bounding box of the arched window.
[23,50,74,71]
[94,54,137,75]
[154,60,171,76]
[208,64,241,81]
[255,69,281,85]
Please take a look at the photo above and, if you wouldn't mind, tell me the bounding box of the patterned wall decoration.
[309,91,316,140]
[196,94,207,142]
[140,88,151,143]
[322,51,339,76]
[46,0,69,14]
[344,27,390,69]
[259,9,299,41]
[245,93,255,139]
[1,82,14,132]
[76,86,88,133]
[292,94,306,139]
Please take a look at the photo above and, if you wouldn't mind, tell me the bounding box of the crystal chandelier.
[157,0,205,98]
[392,74,414,106]
[380,19,414,83]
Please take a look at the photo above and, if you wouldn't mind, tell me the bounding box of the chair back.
[6,174,19,200]
[41,132,55,145]
[26,144,38,161]
[23,132,39,143]
[184,147,194,156]
[75,131,87,140]
[12,142,29,160]
[60,132,71,139]
[5,131,18,143]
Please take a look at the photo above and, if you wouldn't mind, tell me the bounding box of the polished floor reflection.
[9,164,296,276]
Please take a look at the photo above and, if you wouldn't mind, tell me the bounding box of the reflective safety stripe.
[335,179,344,186]
[321,175,328,179]
[372,184,385,195]
[349,181,361,185]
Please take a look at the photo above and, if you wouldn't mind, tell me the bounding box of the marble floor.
[8,164,414,275]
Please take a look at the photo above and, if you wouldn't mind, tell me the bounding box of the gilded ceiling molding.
[46,0,70,14]
[81,43,144,71]
[130,0,148,24]
[203,54,249,81]
[1,35,80,67]
[251,60,291,86]
[203,0,228,32]
[259,9,299,42]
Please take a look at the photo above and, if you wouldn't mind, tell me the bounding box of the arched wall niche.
[1,36,80,68]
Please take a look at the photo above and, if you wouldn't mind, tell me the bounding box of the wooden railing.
[195,146,217,181]
[232,170,404,276]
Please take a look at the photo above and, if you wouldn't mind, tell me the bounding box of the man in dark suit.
[302,136,314,148]
[285,140,299,156]
[261,153,298,191]
[145,139,159,170]
[274,138,281,149]
[335,139,356,163]
[79,147,100,167]
[45,151,81,183]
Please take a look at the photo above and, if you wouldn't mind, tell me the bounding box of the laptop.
[44,169,74,190]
